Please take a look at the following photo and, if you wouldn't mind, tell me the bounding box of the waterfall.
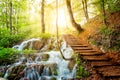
[24,67,40,80]
[71,64,77,78]
[13,38,41,51]
[4,70,9,79]
[2,38,77,80]
[42,66,51,76]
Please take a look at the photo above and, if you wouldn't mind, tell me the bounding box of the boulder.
[32,40,44,50]
[23,39,45,50]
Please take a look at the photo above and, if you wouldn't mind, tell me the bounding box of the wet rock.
[23,41,31,50]
[68,60,76,71]
[49,63,58,75]
[32,40,44,50]
[40,53,50,61]
[44,63,58,76]
[42,66,52,76]
[7,64,26,80]
[34,64,44,75]
[23,39,45,50]
[0,66,7,77]
[50,77,56,80]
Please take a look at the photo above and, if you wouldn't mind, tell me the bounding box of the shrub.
[99,25,113,35]
[0,47,20,64]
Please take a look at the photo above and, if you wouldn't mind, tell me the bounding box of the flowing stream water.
[3,38,76,80]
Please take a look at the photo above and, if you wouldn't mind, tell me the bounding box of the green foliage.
[40,33,52,39]
[76,65,89,78]
[0,30,26,47]
[107,0,120,13]
[99,25,113,35]
[26,32,52,39]
[0,47,20,64]
[22,49,36,55]
[75,54,89,78]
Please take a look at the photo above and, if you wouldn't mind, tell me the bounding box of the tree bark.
[5,0,8,29]
[10,2,13,34]
[41,0,45,33]
[82,0,89,22]
[101,0,107,26]
[66,0,83,33]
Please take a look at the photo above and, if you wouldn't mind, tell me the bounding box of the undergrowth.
[75,54,89,78]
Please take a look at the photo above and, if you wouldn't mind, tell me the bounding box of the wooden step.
[71,45,88,47]
[102,70,120,77]
[75,52,103,56]
[75,50,97,53]
[90,61,113,67]
[72,47,93,50]
[82,55,108,61]
[96,66,120,77]
[97,66,120,72]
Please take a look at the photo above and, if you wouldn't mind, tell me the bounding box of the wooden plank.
[102,70,120,77]
[71,45,88,47]
[75,52,103,56]
[97,66,120,77]
[82,55,108,61]
[90,61,113,67]
[72,47,93,50]
[75,50,97,53]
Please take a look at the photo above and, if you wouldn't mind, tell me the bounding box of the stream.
[1,38,76,80]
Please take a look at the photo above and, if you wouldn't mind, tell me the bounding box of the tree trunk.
[85,0,89,21]
[41,0,45,33]
[66,0,83,33]
[10,2,13,34]
[101,0,107,26]
[5,0,8,29]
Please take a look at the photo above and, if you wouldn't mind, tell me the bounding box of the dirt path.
[63,34,120,80]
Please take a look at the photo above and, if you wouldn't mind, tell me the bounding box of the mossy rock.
[50,77,56,80]
[40,53,50,61]
[53,69,58,75]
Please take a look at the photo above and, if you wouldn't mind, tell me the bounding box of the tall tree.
[41,0,45,33]
[66,0,83,33]
[82,0,89,22]
[10,1,13,34]
[5,0,8,29]
[101,0,107,26]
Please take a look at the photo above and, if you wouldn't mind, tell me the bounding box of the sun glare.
[58,8,67,27]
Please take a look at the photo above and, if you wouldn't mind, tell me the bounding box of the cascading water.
[13,38,41,51]
[3,38,76,80]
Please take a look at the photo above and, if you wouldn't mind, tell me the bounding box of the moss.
[50,77,56,80]
[40,54,50,61]
[53,69,58,76]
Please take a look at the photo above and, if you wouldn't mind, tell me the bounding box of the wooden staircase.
[63,34,120,80]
